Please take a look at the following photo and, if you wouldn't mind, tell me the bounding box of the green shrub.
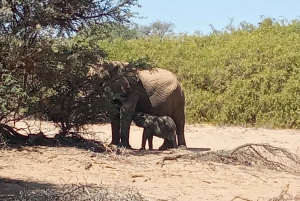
[98,18,300,128]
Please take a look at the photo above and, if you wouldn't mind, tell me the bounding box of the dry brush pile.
[156,143,300,201]
[156,143,300,177]
[3,184,148,201]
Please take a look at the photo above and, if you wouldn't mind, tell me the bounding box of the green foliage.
[0,66,27,121]
[78,20,175,42]
[25,37,109,131]
[78,23,140,41]
[138,20,175,38]
[0,0,140,36]
[128,57,154,70]
[0,34,29,123]
[0,0,140,133]
[98,18,300,128]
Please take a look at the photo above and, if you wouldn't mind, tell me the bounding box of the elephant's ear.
[138,68,178,107]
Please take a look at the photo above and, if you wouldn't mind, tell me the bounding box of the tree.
[0,0,140,141]
[78,22,140,41]
[139,20,175,38]
[0,0,140,35]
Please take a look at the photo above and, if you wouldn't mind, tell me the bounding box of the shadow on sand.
[187,147,211,152]
[1,131,107,153]
[130,147,211,156]
[0,177,59,200]
[2,130,212,155]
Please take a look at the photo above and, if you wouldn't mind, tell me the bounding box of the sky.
[132,0,300,35]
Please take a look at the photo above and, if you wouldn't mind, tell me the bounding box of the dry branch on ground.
[231,184,294,201]
[156,153,185,167]
[157,143,300,176]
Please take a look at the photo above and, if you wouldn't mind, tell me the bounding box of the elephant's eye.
[120,93,128,98]
[103,73,110,80]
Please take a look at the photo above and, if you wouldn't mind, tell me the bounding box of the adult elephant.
[89,61,186,150]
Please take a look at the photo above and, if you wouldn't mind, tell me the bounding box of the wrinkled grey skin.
[132,112,178,150]
[90,61,186,150]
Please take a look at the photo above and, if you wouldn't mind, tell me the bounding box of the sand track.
[1,123,300,200]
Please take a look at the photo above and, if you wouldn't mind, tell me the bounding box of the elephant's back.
[138,68,179,108]
[135,68,184,120]
[152,83,184,115]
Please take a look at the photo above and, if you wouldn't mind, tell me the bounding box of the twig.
[230,195,252,201]
[271,184,290,201]
[83,186,91,199]
[156,153,186,167]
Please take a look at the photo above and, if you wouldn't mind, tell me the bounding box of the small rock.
[85,163,92,170]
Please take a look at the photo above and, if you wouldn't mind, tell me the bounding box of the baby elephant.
[132,112,178,150]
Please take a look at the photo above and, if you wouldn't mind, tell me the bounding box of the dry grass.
[231,184,297,201]
[8,184,148,201]
[155,143,300,176]
[154,144,300,200]
[195,143,300,175]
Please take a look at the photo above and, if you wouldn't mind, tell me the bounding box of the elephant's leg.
[110,101,121,145]
[141,129,147,150]
[148,135,153,150]
[169,132,178,149]
[110,117,120,145]
[119,93,139,148]
[176,123,187,149]
[119,110,133,148]
[173,94,187,148]
[176,118,186,147]
[159,117,186,150]
[159,140,173,150]
[172,140,178,149]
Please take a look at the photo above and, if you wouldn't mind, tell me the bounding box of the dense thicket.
[0,0,140,138]
[98,18,300,128]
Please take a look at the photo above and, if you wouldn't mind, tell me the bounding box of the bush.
[97,18,300,128]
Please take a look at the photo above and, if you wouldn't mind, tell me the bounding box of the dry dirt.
[1,121,300,200]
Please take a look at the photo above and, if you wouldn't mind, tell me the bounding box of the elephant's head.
[104,77,132,100]
[132,112,152,128]
[88,61,128,82]
[88,61,139,100]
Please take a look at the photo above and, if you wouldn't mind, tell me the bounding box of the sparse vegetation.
[0,0,142,139]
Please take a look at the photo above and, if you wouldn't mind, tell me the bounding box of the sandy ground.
[1,122,300,200]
